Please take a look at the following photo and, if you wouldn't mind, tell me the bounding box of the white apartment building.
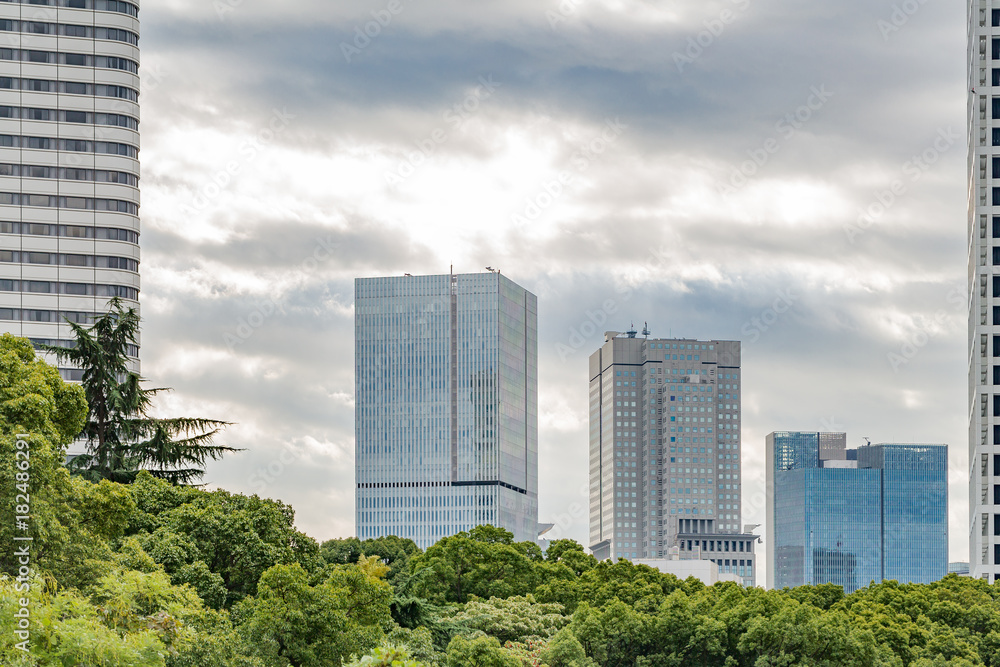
[0,0,141,377]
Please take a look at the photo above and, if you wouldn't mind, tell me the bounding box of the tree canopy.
[40,298,237,484]
[1,332,998,666]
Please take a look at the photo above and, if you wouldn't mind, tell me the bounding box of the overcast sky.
[136,0,968,584]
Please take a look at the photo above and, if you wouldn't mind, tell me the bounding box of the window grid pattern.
[971,0,999,582]
[354,273,538,549]
[771,437,947,593]
[588,335,748,582]
[0,0,141,370]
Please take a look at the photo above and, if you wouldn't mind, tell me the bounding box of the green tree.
[444,595,567,644]
[0,335,130,588]
[544,540,598,576]
[41,298,236,484]
[445,634,521,667]
[345,645,430,667]
[321,534,421,587]
[0,575,165,666]
[539,627,594,667]
[407,526,540,604]
[233,558,394,667]
[126,472,320,607]
[0,565,248,667]
[382,626,441,664]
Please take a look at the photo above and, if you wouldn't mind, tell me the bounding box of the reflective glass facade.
[773,467,881,593]
[767,432,947,593]
[355,272,537,548]
[858,445,949,585]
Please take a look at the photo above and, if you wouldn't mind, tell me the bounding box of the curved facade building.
[0,0,140,377]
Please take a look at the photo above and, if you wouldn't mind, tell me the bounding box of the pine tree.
[41,297,238,484]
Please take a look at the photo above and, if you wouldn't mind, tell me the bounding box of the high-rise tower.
[0,0,141,377]
[970,2,1000,582]
[588,329,746,579]
[354,271,538,549]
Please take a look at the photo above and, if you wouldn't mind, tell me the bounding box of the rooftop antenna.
[626,322,637,338]
[642,321,650,338]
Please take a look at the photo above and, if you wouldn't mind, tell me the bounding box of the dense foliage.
[0,335,998,666]
[41,299,236,484]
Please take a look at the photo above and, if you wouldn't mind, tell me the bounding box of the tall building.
[354,271,538,549]
[766,432,947,592]
[971,6,1000,583]
[588,329,746,578]
[0,0,141,378]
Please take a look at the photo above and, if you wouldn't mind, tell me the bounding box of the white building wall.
[972,0,998,582]
[0,0,142,376]
[633,558,741,586]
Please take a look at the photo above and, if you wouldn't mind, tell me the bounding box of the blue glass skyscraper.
[766,432,947,593]
[355,271,538,548]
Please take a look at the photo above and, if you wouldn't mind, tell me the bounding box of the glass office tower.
[766,432,947,592]
[0,0,141,377]
[355,271,538,549]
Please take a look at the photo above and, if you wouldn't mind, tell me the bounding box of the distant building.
[668,530,759,587]
[766,432,947,593]
[633,558,741,586]
[949,562,970,576]
[587,329,749,581]
[354,271,538,548]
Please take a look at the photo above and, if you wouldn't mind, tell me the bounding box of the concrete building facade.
[588,328,745,570]
[0,0,141,376]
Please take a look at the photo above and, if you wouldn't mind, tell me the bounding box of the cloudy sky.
[135,0,968,584]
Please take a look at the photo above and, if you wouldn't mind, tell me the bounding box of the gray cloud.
[135,0,970,571]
